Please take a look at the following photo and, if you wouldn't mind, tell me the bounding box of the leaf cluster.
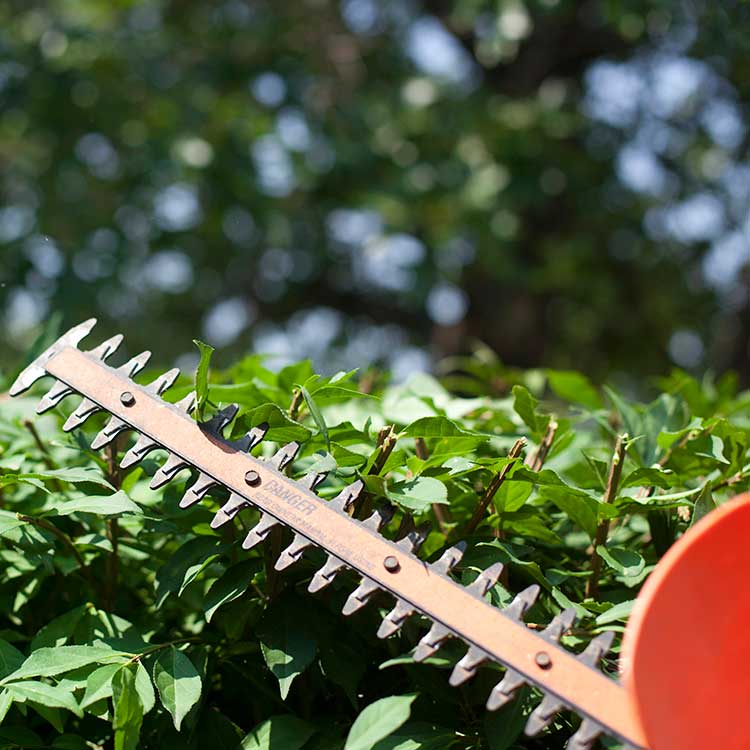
[0,352,748,749]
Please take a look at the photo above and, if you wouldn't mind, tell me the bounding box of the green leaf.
[492,481,533,513]
[511,385,548,436]
[546,370,602,410]
[31,606,88,649]
[0,726,45,747]
[595,600,635,625]
[134,661,155,715]
[620,467,674,489]
[371,722,454,750]
[204,559,259,622]
[5,681,82,717]
[79,657,153,714]
[112,666,143,750]
[0,641,24,680]
[483,687,530,750]
[301,386,330,451]
[155,537,223,607]
[345,694,417,750]
[81,664,121,708]
[687,434,729,464]
[538,485,599,539]
[259,614,316,700]
[7,468,114,491]
[385,477,448,513]
[596,546,645,577]
[193,339,215,421]
[243,404,311,443]
[319,639,365,707]
[4,646,128,681]
[240,715,316,750]
[402,417,486,441]
[152,646,201,731]
[47,490,142,517]
[0,690,10,725]
[692,483,716,527]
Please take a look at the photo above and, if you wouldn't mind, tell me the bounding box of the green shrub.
[0,347,748,749]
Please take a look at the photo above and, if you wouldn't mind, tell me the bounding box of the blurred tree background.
[0,0,748,383]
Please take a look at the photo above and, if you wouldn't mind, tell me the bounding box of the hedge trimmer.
[9,319,748,750]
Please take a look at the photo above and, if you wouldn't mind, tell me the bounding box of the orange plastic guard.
[622,492,750,750]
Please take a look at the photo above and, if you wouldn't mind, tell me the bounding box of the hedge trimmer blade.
[621,492,750,750]
[27,317,750,750]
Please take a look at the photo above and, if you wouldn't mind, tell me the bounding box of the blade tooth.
[361,505,394,532]
[413,622,452,662]
[149,453,190,489]
[90,416,129,450]
[566,719,605,750]
[62,397,101,432]
[230,421,268,452]
[541,608,577,644]
[341,577,381,616]
[211,492,251,529]
[449,646,488,687]
[270,441,300,471]
[308,554,346,593]
[144,367,180,396]
[395,523,429,554]
[9,318,97,396]
[36,380,75,414]
[274,533,313,571]
[486,669,527,711]
[179,472,218,508]
[247,421,269,448]
[121,434,161,469]
[88,333,124,360]
[201,404,240,437]
[578,632,615,668]
[329,480,364,512]
[241,513,279,550]
[300,470,328,490]
[503,585,540,621]
[175,391,197,414]
[377,599,416,639]
[118,351,152,377]
[431,542,467,576]
[467,562,505,597]
[525,693,565,737]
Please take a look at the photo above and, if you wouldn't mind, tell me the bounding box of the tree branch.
[585,434,627,599]
[464,438,525,535]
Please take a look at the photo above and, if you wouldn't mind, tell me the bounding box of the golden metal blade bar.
[46,346,647,749]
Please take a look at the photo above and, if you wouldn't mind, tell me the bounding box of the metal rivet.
[120,391,135,407]
[535,651,552,670]
[383,555,400,573]
[245,470,261,487]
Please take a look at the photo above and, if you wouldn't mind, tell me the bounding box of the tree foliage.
[1,0,749,379]
[0,346,748,748]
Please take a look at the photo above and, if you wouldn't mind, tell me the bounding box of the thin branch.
[464,439,526,536]
[414,438,429,461]
[17,513,93,587]
[22,419,55,471]
[350,425,398,520]
[712,467,749,491]
[370,425,398,476]
[104,442,122,611]
[525,419,558,473]
[585,434,627,600]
